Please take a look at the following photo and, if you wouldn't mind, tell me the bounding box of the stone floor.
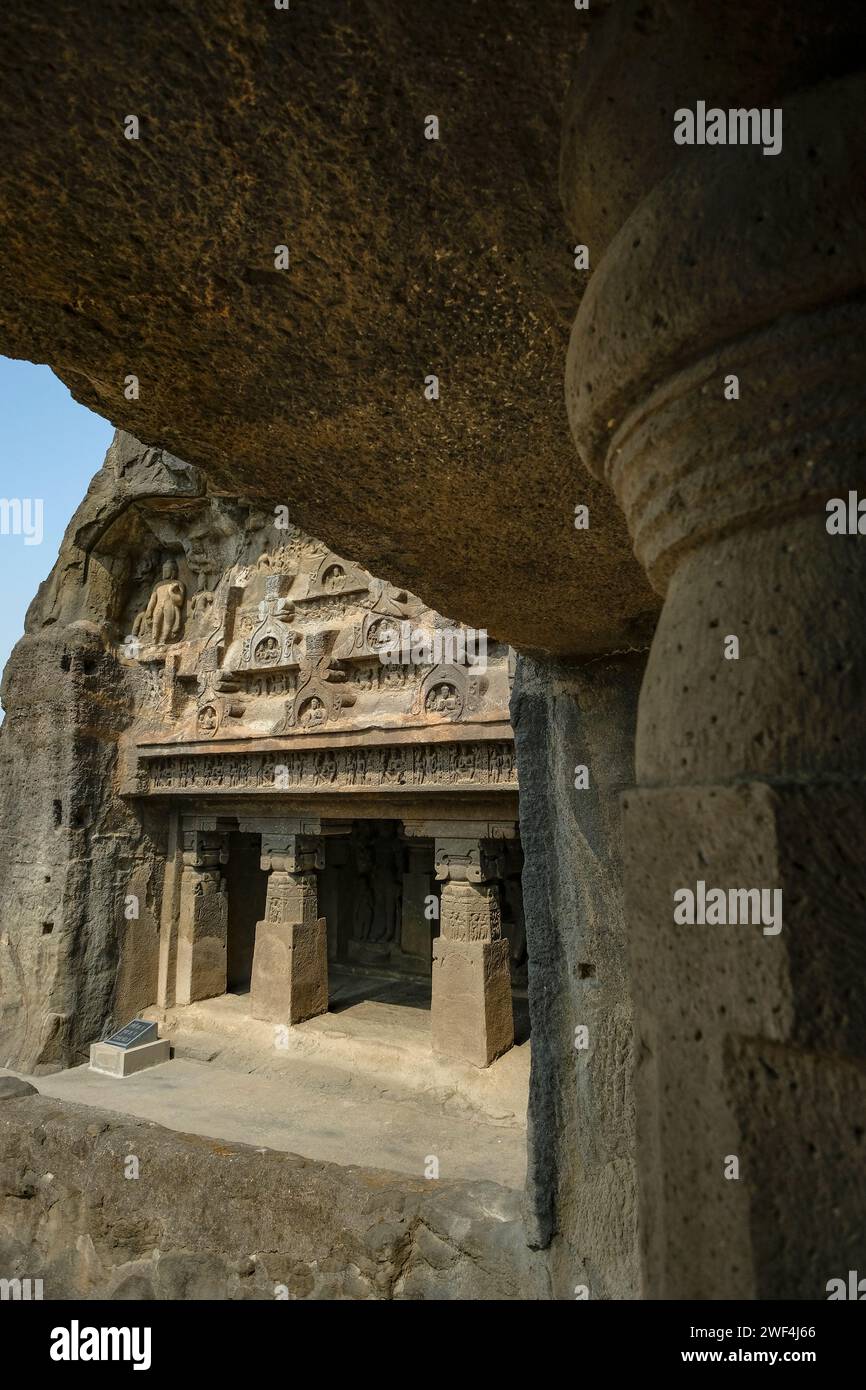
[21,967,530,1189]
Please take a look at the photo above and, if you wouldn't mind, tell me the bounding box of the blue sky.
[0,357,114,677]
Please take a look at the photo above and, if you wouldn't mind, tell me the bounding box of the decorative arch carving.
[307,551,369,599]
[418,664,468,721]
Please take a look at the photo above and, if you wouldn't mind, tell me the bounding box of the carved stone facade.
[0,432,522,1073]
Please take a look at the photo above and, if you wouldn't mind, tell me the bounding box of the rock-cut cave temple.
[1,0,864,1306]
[1,433,526,1075]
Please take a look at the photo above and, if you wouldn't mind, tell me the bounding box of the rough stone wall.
[0,630,167,1073]
[0,435,208,1071]
[0,619,167,1074]
[0,1092,547,1300]
[511,651,644,1299]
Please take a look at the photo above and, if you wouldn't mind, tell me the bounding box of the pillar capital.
[439,879,502,944]
[565,75,866,596]
[433,836,504,885]
[180,826,229,870]
[402,819,515,884]
[260,831,323,876]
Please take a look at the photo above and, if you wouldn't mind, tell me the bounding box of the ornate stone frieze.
[133,740,517,796]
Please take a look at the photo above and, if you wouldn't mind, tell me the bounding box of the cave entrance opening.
[224,830,267,993]
[164,807,529,1065]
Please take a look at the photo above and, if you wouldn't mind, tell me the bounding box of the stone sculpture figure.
[353,837,375,942]
[362,577,409,617]
[133,558,186,645]
[366,827,402,944]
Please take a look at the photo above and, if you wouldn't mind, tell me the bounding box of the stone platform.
[19,969,529,1189]
[143,966,530,1127]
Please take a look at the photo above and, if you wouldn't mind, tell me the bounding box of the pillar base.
[250,917,328,1025]
[431,936,513,1068]
[176,874,227,1006]
[625,779,866,1298]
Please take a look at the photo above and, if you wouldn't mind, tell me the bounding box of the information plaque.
[103,1019,158,1051]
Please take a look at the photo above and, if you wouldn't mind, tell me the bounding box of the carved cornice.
[128,739,517,798]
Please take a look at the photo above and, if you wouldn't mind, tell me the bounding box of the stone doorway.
[319,820,437,977]
[224,831,268,993]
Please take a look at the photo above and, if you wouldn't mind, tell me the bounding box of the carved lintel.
[403,818,519,843]
[134,742,517,796]
[236,814,321,838]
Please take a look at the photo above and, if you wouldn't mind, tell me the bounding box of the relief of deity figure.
[197,704,218,735]
[458,747,476,778]
[314,751,337,785]
[190,587,215,619]
[353,839,375,942]
[383,749,406,784]
[362,577,409,617]
[322,564,345,592]
[426,682,461,716]
[133,558,186,645]
[299,695,326,727]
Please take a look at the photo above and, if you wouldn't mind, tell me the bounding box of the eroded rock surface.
[0,0,658,656]
[0,1093,547,1300]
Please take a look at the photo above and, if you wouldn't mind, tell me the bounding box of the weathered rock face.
[0,436,197,1071]
[0,0,659,657]
[561,0,866,259]
[0,1091,547,1300]
[511,652,643,1299]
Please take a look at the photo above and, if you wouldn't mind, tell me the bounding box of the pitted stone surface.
[0,0,658,656]
[0,1095,546,1300]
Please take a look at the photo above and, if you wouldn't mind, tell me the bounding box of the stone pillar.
[156,808,182,1009]
[399,842,435,969]
[564,55,866,1298]
[175,824,229,1006]
[429,829,515,1068]
[511,652,644,1300]
[250,829,327,1025]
